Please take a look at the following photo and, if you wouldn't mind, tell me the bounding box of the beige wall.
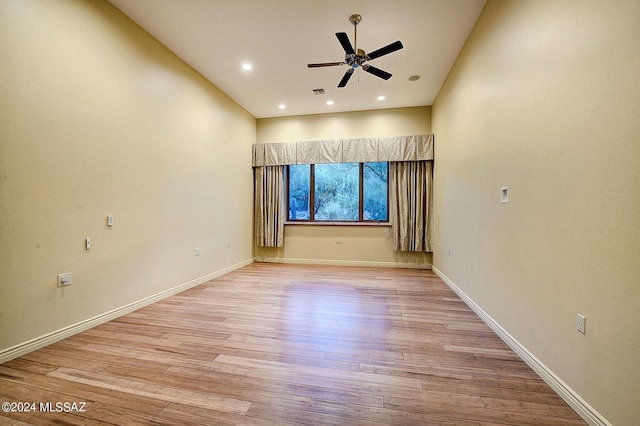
[256,107,433,268]
[432,1,640,424]
[0,0,255,354]
[257,107,431,143]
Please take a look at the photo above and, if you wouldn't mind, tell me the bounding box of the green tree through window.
[287,162,388,222]
[288,164,310,220]
[363,162,389,221]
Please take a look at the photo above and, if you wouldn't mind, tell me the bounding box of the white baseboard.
[0,258,255,365]
[432,266,611,426]
[255,256,431,269]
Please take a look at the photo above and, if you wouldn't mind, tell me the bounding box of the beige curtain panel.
[389,161,434,252]
[254,165,285,247]
[252,134,433,166]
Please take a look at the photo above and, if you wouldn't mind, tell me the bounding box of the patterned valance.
[252,134,433,167]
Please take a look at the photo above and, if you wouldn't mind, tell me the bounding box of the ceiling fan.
[307,14,404,88]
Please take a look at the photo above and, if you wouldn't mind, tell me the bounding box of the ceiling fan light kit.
[307,14,404,88]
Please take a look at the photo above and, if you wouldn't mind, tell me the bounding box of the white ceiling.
[108,0,486,118]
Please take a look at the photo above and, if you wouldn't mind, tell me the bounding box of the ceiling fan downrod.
[349,14,361,54]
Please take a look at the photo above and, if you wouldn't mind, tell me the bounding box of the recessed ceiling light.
[278,104,286,110]
[242,63,253,71]
[377,95,386,101]
[326,100,334,106]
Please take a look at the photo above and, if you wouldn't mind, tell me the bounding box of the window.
[287,162,388,222]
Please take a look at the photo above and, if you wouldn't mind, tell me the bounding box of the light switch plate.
[501,186,509,204]
[576,313,586,334]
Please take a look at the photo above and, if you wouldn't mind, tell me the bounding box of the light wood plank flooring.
[0,262,585,425]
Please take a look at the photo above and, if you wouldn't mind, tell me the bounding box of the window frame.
[286,162,390,225]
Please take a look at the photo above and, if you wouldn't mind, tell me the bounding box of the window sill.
[285,221,390,227]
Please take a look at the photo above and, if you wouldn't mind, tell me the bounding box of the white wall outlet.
[58,272,72,287]
[107,215,113,226]
[194,248,200,256]
[85,237,91,250]
[501,186,509,204]
[576,313,586,334]
[336,238,342,245]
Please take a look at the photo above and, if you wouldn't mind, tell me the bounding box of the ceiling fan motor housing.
[346,49,367,68]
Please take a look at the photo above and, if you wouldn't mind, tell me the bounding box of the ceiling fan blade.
[363,65,392,80]
[307,62,344,68]
[366,40,404,60]
[336,32,355,55]
[338,69,354,88]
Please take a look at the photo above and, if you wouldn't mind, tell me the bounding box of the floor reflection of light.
[277,281,393,356]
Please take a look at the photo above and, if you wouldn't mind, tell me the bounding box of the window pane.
[314,163,359,220]
[363,162,388,221]
[288,164,310,220]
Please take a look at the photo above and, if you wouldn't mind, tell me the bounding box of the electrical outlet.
[194,248,200,256]
[58,272,72,287]
[576,313,586,334]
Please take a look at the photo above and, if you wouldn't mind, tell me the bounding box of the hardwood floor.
[0,262,585,425]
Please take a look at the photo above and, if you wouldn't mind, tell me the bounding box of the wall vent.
[312,88,325,95]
